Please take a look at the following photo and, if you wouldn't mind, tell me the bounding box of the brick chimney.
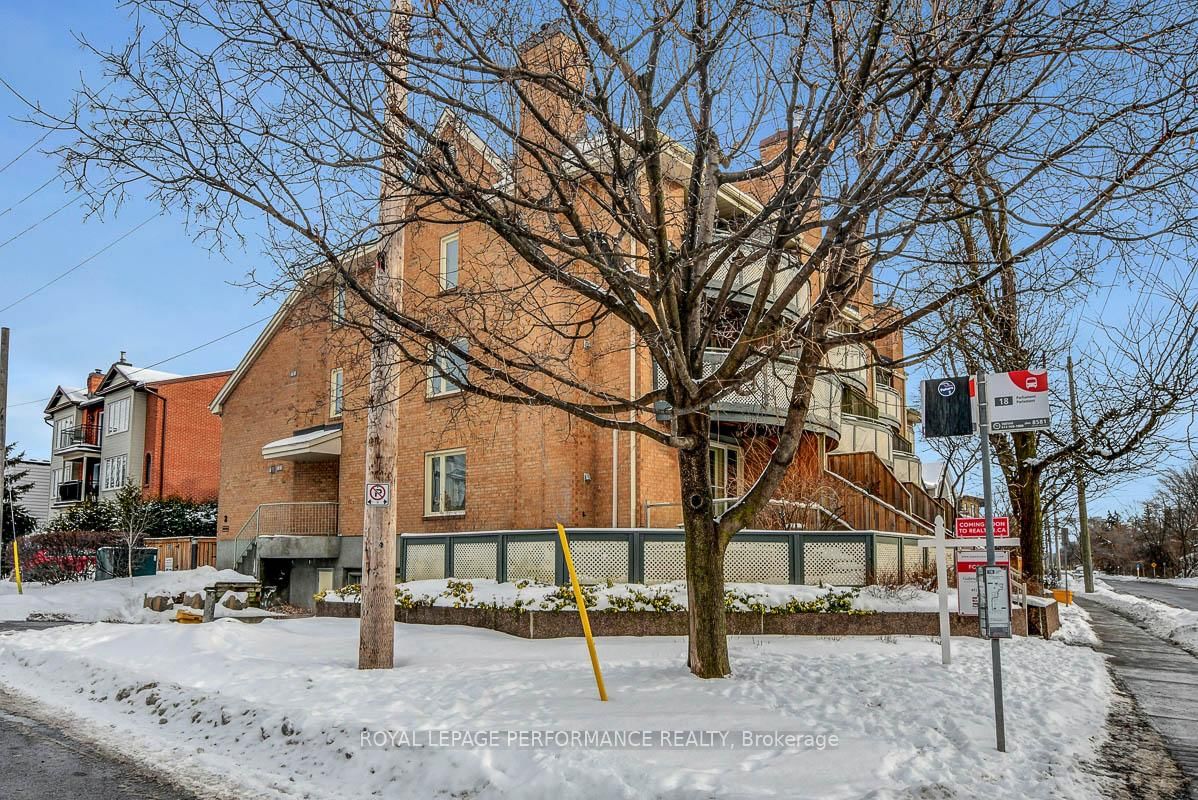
[86,368,104,394]
[516,21,587,190]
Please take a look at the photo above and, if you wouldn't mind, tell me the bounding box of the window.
[317,569,335,594]
[439,232,460,290]
[330,368,344,418]
[103,454,128,490]
[332,277,347,326]
[106,397,131,434]
[425,449,466,516]
[427,341,467,397]
[54,417,73,450]
[709,442,742,501]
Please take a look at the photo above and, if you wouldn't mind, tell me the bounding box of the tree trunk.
[677,416,730,678]
[1008,432,1043,583]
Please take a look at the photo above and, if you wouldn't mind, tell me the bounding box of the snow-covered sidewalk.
[0,617,1111,799]
[0,567,255,623]
[1080,578,1198,656]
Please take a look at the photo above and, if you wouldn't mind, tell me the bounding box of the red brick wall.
[142,372,230,502]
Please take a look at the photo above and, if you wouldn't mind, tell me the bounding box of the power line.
[0,212,160,314]
[0,127,52,176]
[0,176,58,219]
[0,195,78,251]
[4,312,274,411]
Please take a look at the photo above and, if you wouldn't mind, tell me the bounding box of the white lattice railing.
[875,386,903,426]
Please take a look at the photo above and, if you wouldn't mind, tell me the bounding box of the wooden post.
[1066,355,1094,593]
[1,327,9,588]
[358,0,409,670]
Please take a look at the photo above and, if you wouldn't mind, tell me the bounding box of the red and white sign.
[969,370,1051,433]
[956,550,1010,616]
[955,516,1010,538]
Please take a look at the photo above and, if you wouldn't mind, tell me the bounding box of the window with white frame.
[708,442,742,501]
[332,277,347,326]
[425,449,466,515]
[54,416,73,450]
[439,232,460,291]
[103,454,128,490]
[427,341,467,397]
[106,397,131,434]
[329,368,344,418]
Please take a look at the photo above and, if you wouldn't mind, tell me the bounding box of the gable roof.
[210,241,380,415]
[96,363,184,394]
[43,386,86,415]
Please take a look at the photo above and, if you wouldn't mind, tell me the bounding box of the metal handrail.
[229,502,340,571]
[57,423,102,450]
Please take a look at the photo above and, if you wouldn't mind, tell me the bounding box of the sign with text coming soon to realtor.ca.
[955,516,1010,538]
[921,376,972,438]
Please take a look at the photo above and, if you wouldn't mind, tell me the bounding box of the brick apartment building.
[44,355,231,514]
[211,29,956,604]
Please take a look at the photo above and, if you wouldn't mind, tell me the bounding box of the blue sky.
[0,2,276,462]
[0,2,1176,517]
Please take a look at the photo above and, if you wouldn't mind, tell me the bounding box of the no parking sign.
[365,482,391,507]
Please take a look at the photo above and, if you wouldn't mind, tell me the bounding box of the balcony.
[707,233,810,317]
[56,424,102,453]
[875,386,903,427]
[652,349,841,435]
[823,342,869,392]
[55,480,100,504]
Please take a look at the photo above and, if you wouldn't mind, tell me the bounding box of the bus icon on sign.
[938,381,956,397]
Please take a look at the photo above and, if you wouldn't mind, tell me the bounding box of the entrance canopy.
[261,424,342,461]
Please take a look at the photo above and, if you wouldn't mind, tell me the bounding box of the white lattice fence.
[902,540,921,580]
[644,540,686,584]
[505,539,556,584]
[802,540,867,586]
[569,539,629,584]
[874,540,900,583]
[724,540,790,584]
[451,540,498,580]
[405,542,446,581]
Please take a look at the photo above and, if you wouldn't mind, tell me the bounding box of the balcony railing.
[57,424,102,451]
[231,501,340,573]
[823,342,869,390]
[875,386,903,426]
[894,433,914,454]
[55,480,100,504]
[651,348,841,433]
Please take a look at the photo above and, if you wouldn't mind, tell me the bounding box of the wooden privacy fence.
[398,528,933,587]
[144,536,217,571]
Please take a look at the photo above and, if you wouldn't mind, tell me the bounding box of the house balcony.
[652,348,841,436]
[822,342,869,392]
[875,386,903,428]
[55,424,102,455]
[55,479,100,505]
[707,232,810,318]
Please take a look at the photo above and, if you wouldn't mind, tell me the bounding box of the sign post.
[934,515,951,665]
[975,371,1007,753]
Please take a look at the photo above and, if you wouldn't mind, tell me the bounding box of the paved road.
[1101,577,1198,612]
[1078,598,1198,799]
[0,623,199,800]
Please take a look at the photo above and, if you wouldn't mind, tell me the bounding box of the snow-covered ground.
[323,578,957,614]
[0,567,255,623]
[1053,601,1100,647]
[0,616,1111,799]
[1081,577,1198,656]
[1146,575,1198,589]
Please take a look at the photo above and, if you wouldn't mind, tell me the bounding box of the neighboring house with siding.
[9,458,51,530]
[210,41,956,606]
[44,355,231,516]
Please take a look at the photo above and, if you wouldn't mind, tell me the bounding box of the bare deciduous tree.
[45,0,1198,676]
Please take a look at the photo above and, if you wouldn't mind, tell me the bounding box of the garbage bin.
[96,547,159,581]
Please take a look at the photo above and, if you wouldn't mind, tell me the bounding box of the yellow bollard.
[556,523,608,701]
[12,539,23,595]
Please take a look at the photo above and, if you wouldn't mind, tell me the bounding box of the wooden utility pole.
[1066,355,1095,593]
[358,0,409,670]
[1,327,8,573]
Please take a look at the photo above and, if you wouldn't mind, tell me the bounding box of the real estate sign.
[956,549,1010,616]
[954,516,1010,538]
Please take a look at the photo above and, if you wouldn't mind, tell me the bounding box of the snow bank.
[1082,578,1198,655]
[322,578,958,614]
[0,618,1111,799]
[0,567,255,623]
[1053,601,1100,647]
